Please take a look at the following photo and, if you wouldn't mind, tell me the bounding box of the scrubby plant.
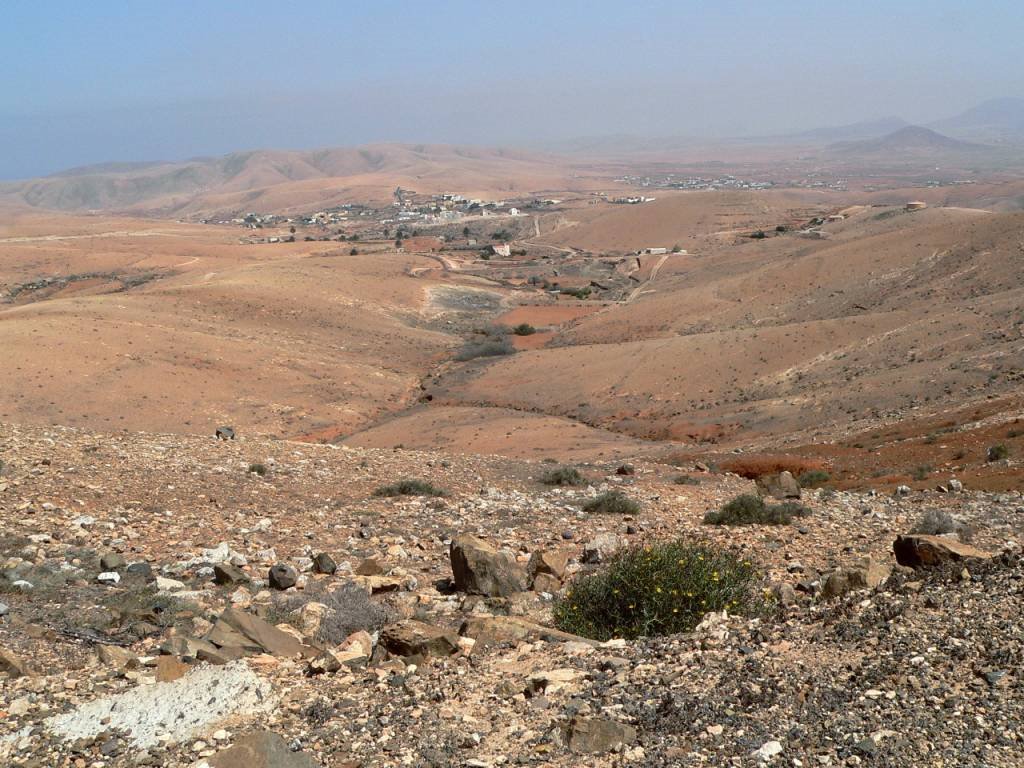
[987,444,1009,462]
[248,463,267,476]
[512,323,536,336]
[455,337,514,361]
[910,509,974,542]
[373,479,446,497]
[540,466,585,486]
[273,579,389,645]
[911,465,933,481]
[797,469,831,488]
[673,474,701,485]
[582,490,641,515]
[455,326,515,361]
[559,286,592,299]
[553,540,759,640]
[703,494,810,526]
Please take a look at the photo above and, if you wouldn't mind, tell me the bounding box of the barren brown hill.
[533,190,833,254]
[0,212,453,437]
[827,125,984,155]
[430,205,1024,449]
[0,144,602,217]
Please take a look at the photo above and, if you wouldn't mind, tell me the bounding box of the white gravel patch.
[45,661,275,750]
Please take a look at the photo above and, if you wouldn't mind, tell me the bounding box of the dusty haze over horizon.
[3,0,1023,179]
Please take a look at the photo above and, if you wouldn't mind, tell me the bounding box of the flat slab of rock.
[381,619,459,659]
[206,608,313,658]
[210,731,320,768]
[563,715,637,754]
[756,471,801,499]
[45,661,275,750]
[893,535,993,568]
[459,615,597,648]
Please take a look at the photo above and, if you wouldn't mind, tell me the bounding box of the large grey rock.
[100,552,127,570]
[756,471,801,499]
[449,535,527,597]
[210,731,319,768]
[268,563,297,590]
[820,558,891,600]
[528,549,568,581]
[582,532,622,564]
[312,552,337,575]
[893,535,993,569]
[214,562,249,585]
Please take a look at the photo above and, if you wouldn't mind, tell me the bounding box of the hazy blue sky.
[3,0,1022,178]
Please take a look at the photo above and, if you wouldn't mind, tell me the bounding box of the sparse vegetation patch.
[540,466,585,486]
[797,469,831,488]
[582,490,641,515]
[373,479,446,497]
[704,494,810,526]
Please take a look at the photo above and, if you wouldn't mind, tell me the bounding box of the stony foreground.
[0,423,1022,767]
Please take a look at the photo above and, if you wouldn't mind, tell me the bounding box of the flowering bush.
[553,540,759,640]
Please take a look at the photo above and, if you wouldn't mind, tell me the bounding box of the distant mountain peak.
[828,125,982,154]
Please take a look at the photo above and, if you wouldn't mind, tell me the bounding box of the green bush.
[455,337,514,361]
[797,469,830,488]
[559,286,592,299]
[987,444,1009,462]
[583,490,640,515]
[911,465,933,481]
[512,323,536,336]
[373,479,446,497]
[703,494,809,526]
[553,540,759,640]
[540,466,585,486]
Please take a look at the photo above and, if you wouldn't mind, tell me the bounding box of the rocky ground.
[1,422,1022,767]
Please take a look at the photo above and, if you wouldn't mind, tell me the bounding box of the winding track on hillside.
[625,252,670,303]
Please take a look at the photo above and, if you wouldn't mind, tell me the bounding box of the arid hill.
[0,144,598,217]
[827,125,985,155]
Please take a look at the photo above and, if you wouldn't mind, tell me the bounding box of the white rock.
[753,740,783,762]
[97,571,120,585]
[156,576,186,593]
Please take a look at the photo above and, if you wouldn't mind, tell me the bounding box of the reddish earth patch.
[511,331,553,351]
[717,455,830,479]
[785,398,1024,492]
[496,305,602,327]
